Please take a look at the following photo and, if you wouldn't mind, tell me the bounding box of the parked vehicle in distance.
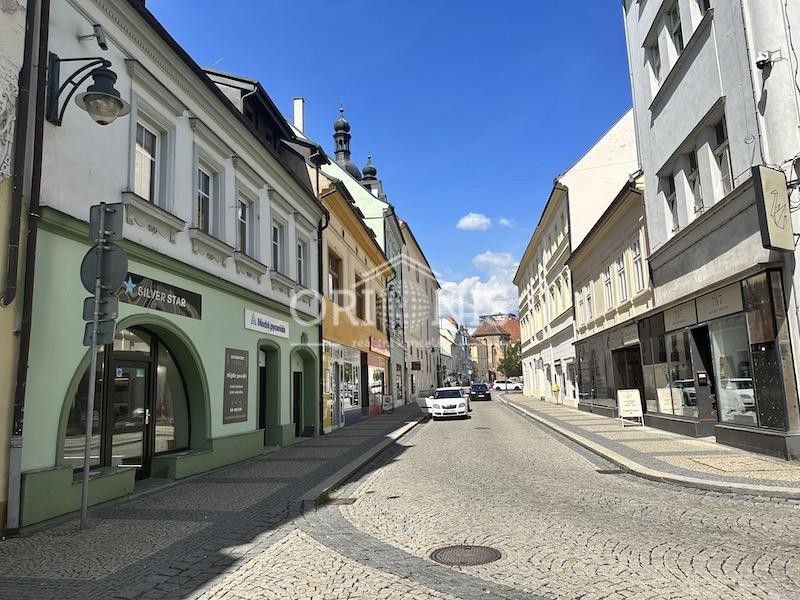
[492,380,522,391]
[415,389,436,414]
[470,383,491,401]
[429,387,469,419]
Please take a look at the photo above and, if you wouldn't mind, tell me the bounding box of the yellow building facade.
[318,174,393,431]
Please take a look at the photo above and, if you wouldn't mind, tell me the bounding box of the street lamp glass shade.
[75,67,130,125]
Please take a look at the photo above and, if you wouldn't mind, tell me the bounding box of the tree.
[498,342,522,378]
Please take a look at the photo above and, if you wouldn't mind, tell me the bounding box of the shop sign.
[622,324,639,346]
[754,165,794,251]
[222,348,249,424]
[244,309,289,338]
[664,300,697,332]
[118,272,202,319]
[369,336,390,357]
[411,361,421,371]
[696,283,743,323]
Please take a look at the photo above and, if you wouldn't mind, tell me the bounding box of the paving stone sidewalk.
[0,405,424,600]
[499,392,800,496]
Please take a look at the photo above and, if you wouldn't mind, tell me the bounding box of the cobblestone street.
[3,398,800,599]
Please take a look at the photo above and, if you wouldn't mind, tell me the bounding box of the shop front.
[367,337,390,416]
[18,217,319,526]
[576,322,643,418]
[323,341,363,430]
[638,271,800,458]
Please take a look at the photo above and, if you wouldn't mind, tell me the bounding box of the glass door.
[108,360,152,479]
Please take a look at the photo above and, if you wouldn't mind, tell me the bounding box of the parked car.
[415,389,436,414]
[492,379,522,391]
[469,383,491,401]
[668,379,696,406]
[719,378,755,413]
[429,387,469,419]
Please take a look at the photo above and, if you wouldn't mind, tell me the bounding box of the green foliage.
[498,342,522,377]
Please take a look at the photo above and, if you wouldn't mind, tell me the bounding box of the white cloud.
[498,217,515,228]
[438,251,519,326]
[456,212,492,231]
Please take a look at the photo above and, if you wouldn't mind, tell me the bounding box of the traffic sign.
[89,203,124,242]
[79,242,128,294]
[82,295,119,322]
[83,320,116,347]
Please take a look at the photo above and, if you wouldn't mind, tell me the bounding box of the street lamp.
[46,53,130,126]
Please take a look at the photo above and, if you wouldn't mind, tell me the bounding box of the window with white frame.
[688,150,703,213]
[714,118,733,197]
[196,166,212,233]
[134,122,158,202]
[665,175,679,232]
[616,253,628,302]
[647,42,662,86]
[632,239,645,293]
[237,195,254,255]
[577,291,584,326]
[585,283,593,320]
[667,2,684,55]
[272,220,286,274]
[603,265,614,310]
[297,240,308,287]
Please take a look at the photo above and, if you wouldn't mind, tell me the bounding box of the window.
[698,0,711,12]
[603,265,614,309]
[297,241,308,287]
[328,251,342,305]
[272,221,285,273]
[632,239,645,293]
[667,2,684,54]
[616,254,628,302]
[665,175,679,232]
[577,291,584,325]
[585,284,593,320]
[237,197,253,255]
[196,167,212,233]
[714,118,733,197]
[134,123,158,202]
[688,151,703,213]
[648,43,662,85]
[376,294,384,332]
[355,273,366,320]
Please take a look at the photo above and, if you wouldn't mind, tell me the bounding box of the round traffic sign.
[80,242,128,294]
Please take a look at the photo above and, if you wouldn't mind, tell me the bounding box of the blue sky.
[148,0,633,326]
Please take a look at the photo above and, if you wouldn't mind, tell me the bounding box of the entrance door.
[108,360,152,479]
[333,364,342,427]
[292,371,303,437]
[258,349,268,443]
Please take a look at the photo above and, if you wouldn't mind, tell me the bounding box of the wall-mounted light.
[46,52,130,126]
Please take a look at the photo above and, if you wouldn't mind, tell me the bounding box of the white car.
[492,379,522,391]
[429,387,470,419]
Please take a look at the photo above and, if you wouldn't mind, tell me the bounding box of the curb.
[497,394,800,500]
[299,416,426,506]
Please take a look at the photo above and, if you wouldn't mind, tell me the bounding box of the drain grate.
[474,427,492,430]
[596,469,625,475]
[326,497,357,505]
[430,545,501,566]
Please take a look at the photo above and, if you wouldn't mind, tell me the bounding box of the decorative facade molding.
[233,251,268,283]
[125,58,185,117]
[269,269,296,296]
[121,191,185,243]
[188,227,234,265]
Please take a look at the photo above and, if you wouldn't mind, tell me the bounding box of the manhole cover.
[596,469,625,475]
[430,545,501,566]
[326,497,357,505]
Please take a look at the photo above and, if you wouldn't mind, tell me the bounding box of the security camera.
[94,24,108,51]
[756,51,772,70]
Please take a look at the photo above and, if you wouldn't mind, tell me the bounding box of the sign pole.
[80,205,105,529]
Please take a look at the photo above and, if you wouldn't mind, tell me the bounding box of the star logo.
[122,277,136,295]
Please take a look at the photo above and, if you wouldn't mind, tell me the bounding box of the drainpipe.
[309,149,328,436]
[4,0,49,534]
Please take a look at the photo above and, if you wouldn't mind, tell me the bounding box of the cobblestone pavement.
[504,394,800,488]
[3,400,800,599]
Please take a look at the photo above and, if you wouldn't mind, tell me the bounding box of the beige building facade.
[568,176,654,416]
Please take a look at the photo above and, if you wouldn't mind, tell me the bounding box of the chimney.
[293,97,305,133]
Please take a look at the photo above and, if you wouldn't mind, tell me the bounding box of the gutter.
[4,0,50,534]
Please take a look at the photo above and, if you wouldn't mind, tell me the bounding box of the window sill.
[234,251,268,283]
[121,191,185,243]
[269,268,297,294]
[649,9,714,113]
[188,228,235,266]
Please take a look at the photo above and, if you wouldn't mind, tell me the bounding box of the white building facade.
[623,0,800,457]
[516,111,638,407]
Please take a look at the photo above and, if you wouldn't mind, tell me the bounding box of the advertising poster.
[223,348,249,424]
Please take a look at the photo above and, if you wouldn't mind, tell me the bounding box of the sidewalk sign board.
[382,395,394,413]
[617,389,644,427]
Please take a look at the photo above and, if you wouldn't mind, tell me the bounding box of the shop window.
[154,343,190,453]
[63,348,105,469]
[711,314,755,426]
